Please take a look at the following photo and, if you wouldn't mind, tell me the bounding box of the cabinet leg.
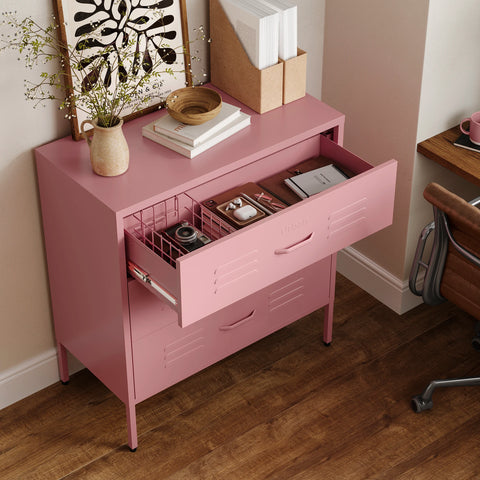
[323,302,333,346]
[126,403,138,452]
[323,253,337,346]
[57,343,70,384]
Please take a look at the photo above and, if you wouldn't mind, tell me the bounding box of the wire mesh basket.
[124,193,236,267]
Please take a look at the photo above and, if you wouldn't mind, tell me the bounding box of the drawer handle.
[219,310,256,331]
[274,232,315,255]
[127,261,177,306]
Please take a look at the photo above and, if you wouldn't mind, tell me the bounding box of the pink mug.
[460,111,480,145]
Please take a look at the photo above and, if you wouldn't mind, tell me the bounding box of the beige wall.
[0,2,71,373]
[322,0,430,280]
[0,0,325,405]
[323,0,480,303]
[297,0,325,99]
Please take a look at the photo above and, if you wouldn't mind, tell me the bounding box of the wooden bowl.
[165,87,222,125]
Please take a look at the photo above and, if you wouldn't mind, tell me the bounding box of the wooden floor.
[2,274,480,479]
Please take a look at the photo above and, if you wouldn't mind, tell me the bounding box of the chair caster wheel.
[323,341,331,347]
[61,380,69,385]
[472,336,480,351]
[475,322,480,338]
[129,447,137,453]
[411,395,433,413]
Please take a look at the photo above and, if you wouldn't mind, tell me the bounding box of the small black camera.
[164,221,212,254]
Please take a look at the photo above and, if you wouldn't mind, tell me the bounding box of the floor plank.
[1,274,479,480]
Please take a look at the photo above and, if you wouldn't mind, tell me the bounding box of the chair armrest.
[442,213,480,268]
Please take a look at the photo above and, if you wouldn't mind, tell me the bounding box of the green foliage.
[0,10,206,127]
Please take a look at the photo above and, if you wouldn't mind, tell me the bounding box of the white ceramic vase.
[80,118,129,177]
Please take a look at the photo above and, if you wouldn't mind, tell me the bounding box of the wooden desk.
[417,125,480,187]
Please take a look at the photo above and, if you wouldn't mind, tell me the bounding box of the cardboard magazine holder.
[209,0,306,114]
[282,48,307,104]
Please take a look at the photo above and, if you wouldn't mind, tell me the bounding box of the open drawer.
[125,134,397,327]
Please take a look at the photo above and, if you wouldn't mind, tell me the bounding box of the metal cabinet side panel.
[36,152,133,404]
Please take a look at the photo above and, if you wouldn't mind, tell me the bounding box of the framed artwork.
[54,0,192,140]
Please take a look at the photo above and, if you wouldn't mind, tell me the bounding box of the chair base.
[412,326,480,413]
[412,376,480,413]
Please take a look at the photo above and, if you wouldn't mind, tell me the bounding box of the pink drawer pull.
[219,310,256,331]
[274,232,315,255]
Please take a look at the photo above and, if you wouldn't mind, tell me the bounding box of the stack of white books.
[142,102,251,159]
[220,0,297,69]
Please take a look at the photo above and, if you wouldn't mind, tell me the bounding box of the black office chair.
[409,182,480,413]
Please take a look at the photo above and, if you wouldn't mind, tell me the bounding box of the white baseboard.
[337,247,423,315]
[0,348,83,410]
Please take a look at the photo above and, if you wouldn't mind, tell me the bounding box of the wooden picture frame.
[53,0,192,140]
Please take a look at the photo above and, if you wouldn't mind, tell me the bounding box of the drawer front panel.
[214,298,269,358]
[177,159,396,326]
[129,280,214,402]
[133,322,212,402]
[130,281,267,402]
[128,280,178,342]
[266,257,331,331]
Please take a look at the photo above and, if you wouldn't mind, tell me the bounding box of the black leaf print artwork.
[81,65,101,92]
[72,0,179,92]
[142,47,153,73]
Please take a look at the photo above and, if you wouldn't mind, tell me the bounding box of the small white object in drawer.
[233,205,257,221]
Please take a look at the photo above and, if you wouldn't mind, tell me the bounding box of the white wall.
[405,0,480,276]
[0,0,325,408]
[417,1,480,142]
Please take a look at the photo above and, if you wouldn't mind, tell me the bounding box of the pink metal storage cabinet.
[35,90,397,451]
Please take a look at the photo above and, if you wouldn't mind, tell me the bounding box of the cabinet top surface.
[35,89,344,215]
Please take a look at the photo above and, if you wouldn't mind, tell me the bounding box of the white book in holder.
[219,0,279,70]
[257,0,297,60]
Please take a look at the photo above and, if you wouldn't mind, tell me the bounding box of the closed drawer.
[125,134,397,327]
[212,258,332,359]
[129,279,268,402]
[129,279,215,402]
[129,259,331,402]
[265,257,331,331]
